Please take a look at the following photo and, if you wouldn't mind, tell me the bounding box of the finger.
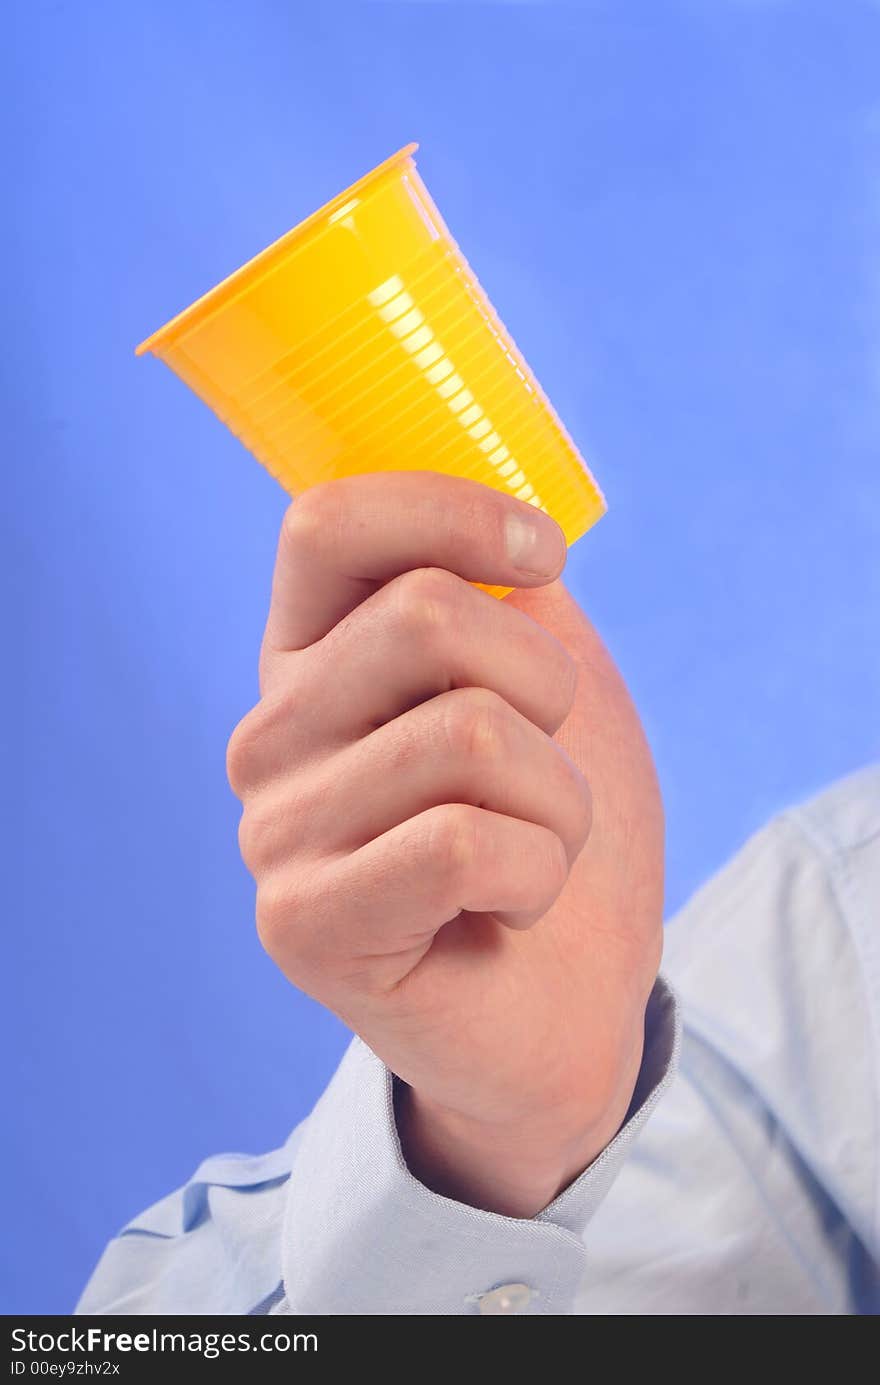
[261,469,567,660]
[259,804,570,985]
[343,802,571,942]
[245,687,592,872]
[257,565,578,756]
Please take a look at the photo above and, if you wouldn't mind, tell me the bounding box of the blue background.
[3,0,878,1313]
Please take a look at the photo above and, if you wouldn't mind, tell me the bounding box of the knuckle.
[391,566,461,643]
[225,685,306,798]
[237,800,283,875]
[237,809,260,872]
[254,875,305,956]
[444,686,508,763]
[244,786,309,875]
[280,485,335,559]
[226,706,263,798]
[425,803,479,884]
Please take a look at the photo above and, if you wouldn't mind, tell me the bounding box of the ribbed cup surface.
[138,145,606,600]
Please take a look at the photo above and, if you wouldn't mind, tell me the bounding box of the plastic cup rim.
[135,142,419,358]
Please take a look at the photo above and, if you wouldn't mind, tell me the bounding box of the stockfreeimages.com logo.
[11,1326,317,1362]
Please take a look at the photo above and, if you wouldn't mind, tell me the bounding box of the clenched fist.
[226,471,664,1217]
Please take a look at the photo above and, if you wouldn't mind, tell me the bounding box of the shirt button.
[478,1283,533,1315]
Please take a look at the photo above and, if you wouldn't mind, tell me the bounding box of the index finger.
[261,469,568,656]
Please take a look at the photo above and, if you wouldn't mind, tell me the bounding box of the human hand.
[226,471,663,1216]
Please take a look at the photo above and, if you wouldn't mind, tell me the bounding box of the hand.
[226,471,664,1217]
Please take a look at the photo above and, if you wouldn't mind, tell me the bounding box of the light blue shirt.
[76,766,880,1315]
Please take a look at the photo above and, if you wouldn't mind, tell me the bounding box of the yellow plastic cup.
[136,143,606,599]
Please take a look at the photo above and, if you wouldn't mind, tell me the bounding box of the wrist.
[394,1082,628,1220]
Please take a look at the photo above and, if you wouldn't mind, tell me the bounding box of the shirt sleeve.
[570,764,880,1316]
[74,1141,302,1316]
[75,977,679,1316]
[274,976,679,1316]
[659,766,880,1269]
